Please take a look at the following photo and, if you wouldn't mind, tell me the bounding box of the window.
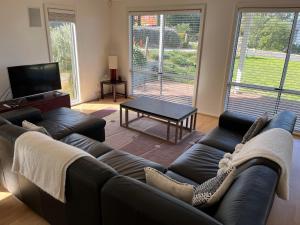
[129,10,202,106]
[225,10,300,132]
[45,7,80,104]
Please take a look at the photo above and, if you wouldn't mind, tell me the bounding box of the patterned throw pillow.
[144,167,194,203]
[145,166,236,206]
[242,112,269,144]
[192,166,236,206]
[22,120,51,137]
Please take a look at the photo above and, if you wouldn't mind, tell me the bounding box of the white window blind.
[129,10,202,106]
[225,10,300,132]
[48,8,76,23]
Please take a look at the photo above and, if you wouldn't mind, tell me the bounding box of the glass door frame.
[44,4,81,105]
[128,5,206,107]
[225,8,300,115]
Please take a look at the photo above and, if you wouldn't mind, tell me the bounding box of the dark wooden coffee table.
[120,97,197,144]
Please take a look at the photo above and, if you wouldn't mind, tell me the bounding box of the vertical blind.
[225,10,300,132]
[129,10,201,106]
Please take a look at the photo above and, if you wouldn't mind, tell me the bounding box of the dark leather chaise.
[0,107,106,141]
[0,109,297,225]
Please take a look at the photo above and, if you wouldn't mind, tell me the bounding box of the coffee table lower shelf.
[120,106,197,144]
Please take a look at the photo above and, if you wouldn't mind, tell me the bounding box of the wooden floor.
[0,97,299,225]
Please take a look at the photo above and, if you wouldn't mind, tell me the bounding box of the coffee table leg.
[125,109,129,128]
[175,122,178,144]
[190,115,194,132]
[193,113,197,130]
[120,106,123,126]
[185,117,189,129]
[180,121,183,139]
[167,121,170,141]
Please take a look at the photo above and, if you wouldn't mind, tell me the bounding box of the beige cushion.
[144,167,194,203]
[242,112,269,144]
[22,120,51,136]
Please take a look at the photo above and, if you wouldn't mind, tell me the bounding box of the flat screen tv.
[8,62,62,99]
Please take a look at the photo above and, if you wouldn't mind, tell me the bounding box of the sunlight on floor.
[72,98,129,114]
[0,190,11,201]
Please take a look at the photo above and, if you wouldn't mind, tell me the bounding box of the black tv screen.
[8,62,62,98]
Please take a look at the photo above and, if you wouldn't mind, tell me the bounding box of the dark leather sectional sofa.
[0,107,297,225]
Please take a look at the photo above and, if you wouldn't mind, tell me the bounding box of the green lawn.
[232,56,300,92]
[232,56,300,101]
[140,49,300,100]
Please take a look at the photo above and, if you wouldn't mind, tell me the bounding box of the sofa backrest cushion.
[213,165,278,225]
[0,107,43,126]
[0,116,12,127]
[0,124,27,143]
[262,111,296,134]
[101,175,222,225]
[219,111,256,135]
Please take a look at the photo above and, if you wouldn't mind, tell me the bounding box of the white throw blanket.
[12,131,92,203]
[219,128,293,200]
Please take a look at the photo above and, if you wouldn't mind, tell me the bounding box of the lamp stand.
[110,69,117,82]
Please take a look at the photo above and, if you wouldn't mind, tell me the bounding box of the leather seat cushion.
[60,133,113,158]
[169,144,225,184]
[38,107,106,140]
[97,150,166,182]
[37,120,72,139]
[199,127,243,153]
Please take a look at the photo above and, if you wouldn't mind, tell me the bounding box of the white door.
[129,11,202,106]
[46,7,80,104]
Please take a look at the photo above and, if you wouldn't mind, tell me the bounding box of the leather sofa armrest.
[214,165,278,225]
[0,107,43,126]
[101,176,222,225]
[219,111,256,135]
[0,125,26,197]
[65,157,117,225]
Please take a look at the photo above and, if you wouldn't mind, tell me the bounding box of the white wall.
[0,0,110,102]
[2,0,300,115]
[110,0,300,117]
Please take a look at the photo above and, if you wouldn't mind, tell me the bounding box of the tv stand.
[26,94,45,101]
[0,92,71,113]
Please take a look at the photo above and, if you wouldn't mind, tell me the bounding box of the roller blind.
[225,10,300,132]
[48,8,76,23]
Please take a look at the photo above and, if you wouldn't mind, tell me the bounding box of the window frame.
[224,7,300,133]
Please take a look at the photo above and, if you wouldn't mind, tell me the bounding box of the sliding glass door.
[225,10,300,132]
[46,8,80,104]
[129,10,202,106]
